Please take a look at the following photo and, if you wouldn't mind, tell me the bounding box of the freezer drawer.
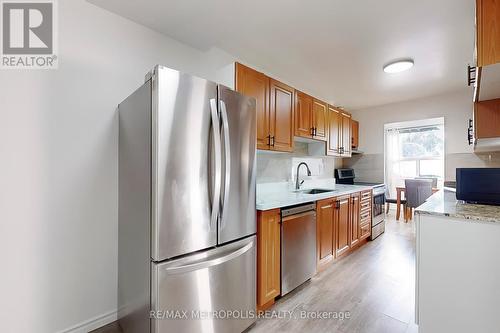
[151,236,256,333]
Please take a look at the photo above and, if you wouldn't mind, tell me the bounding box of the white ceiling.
[88,0,475,109]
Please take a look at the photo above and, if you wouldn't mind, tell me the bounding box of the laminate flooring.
[91,212,417,333]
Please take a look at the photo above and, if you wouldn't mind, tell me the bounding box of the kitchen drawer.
[359,205,372,215]
[360,224,371,239]
[361,191,372,200]
[360,210,371,222]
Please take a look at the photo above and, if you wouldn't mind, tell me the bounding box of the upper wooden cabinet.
[295,91,328,141]
[257,209,281,310]
[235,63,270,150]
[327,105,341,156]
[476,0,500,67]
[351,120,359,150]
[295,91,313,138]
[270,79,295,152]
[474,98,500,139]
[312,99,328,141]
[340,112,352,156]
[235,63,294,152]
[327,106,351,157]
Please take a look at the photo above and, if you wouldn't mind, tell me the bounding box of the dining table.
[395,186,440,221]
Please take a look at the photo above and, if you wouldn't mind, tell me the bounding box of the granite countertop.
[415,189,500,224]
[256,179,373,211]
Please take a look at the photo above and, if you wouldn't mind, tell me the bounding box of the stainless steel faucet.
[295,162,312,190]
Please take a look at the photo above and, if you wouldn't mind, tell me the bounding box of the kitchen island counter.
[415,188,500,224]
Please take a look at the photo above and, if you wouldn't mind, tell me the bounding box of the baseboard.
[57,309,117,333]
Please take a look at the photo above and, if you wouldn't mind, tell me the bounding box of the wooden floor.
[92,212,417,333]
[248,212,417,333]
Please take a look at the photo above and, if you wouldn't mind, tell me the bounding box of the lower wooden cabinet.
[257,209,281,309]
[316,191,371,271]
[335,195,351,257]
[359,190,372,241]
[316,198,335,269]
[350,193,361,247]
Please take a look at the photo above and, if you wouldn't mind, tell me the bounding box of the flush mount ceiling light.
[383,59,414,73]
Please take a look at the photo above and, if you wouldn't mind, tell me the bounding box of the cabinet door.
[335,196,351,257]
[350,193,360,247]
[257,209,281,308]
[351,120,359,150]
[235,63,270,150]
[340,112,352,155]
[269,79,294,152]
[476,0,500,67]
[312,99,328,141]
[316,199,334,267]
[295,91,313,138]
[474,99,500,139]
[327,106,341,156]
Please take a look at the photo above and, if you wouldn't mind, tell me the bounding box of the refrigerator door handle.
[219,100,231,226]
[162,240,254,275]
[210,98,222,231]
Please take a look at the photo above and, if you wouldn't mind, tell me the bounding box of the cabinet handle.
[467,119,473,146]
[467,65,476,86]
[267,135,271,146]
[311,127,315,136]
[271,136,275,147]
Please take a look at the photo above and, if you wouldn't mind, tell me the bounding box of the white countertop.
[256,179,373,211]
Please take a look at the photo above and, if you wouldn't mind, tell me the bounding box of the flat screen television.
[456,168,500,205]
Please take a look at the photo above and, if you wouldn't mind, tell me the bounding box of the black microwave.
[456,168,500,205]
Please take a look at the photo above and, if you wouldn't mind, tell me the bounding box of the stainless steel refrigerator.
[118,65,257,333]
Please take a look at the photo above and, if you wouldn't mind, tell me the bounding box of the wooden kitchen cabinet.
[359,190,372,240]
[295,91,313,138]
[335,195,351,257]
[235,63,270,150]
[269,79,295,152]
[340,112,352,156]
[295,91,328,141]
[351,119,359,150]
[476,0,500,67]
[235,63,294,152]
[327,105,341,156]
[316,198,335,269]
[474,98,500,139]
[312,99,328,141]
[257,209,281,310]
[327,106,351,157]
[349,193,360,247]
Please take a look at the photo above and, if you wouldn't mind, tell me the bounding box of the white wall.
[345,89,500,182]
[351,89,473,155]
[0,1,237,332]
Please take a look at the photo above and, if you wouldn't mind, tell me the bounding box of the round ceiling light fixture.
[383,59,414,73]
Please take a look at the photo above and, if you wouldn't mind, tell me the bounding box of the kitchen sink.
[299,188,336,195]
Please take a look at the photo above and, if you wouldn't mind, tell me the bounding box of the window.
[385,118,444,197]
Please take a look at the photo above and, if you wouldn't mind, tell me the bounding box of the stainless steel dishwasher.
[281,203,317,296]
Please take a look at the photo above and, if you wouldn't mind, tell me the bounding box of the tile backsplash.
[256,142,343,183]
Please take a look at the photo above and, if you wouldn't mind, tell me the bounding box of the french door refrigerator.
[118,65,257,333]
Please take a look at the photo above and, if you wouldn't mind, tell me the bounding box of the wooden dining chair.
[385,187,406,214]
[404,179,433,222]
